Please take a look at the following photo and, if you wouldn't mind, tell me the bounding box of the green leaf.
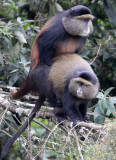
[0,11,11,18]
[0,52,4,65]
[105,99,116,113]
[10,69,19,74]
[0,120,5,129]
[104,0,116,26]
[94,105,105,124]
[8,74,18,86]
[110,97,116,104]
[96,92,104,99]
[13,42,20,57]
[14,31,27,44]
[24,66,30,73]
[104,87,114,97]
[20,54,26,64]
[55,2,63,12]
[106,109,112,116]
[98,99,107,114]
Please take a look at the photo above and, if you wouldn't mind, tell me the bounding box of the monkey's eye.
[78,82,84,86]
[82,19,89,22]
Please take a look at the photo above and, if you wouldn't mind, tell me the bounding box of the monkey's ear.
[74,78,92,86]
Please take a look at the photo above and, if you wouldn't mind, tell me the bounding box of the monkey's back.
[49,53,94,94]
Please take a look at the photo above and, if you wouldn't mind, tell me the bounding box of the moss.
[84,119,116,160]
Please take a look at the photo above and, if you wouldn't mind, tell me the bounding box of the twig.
[34,121,64,159]
[74,130,84,160]
[0,96,10,125]
[33,119,51,132]
[3,119,27,142]
[90,43,102,65]
[0,129,12,138]
[44,147,74,159]
[27,122,33,160]
[90,36,111,65]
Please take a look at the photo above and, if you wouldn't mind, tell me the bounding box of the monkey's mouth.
[80,28,90,36]
[77,88,83,98]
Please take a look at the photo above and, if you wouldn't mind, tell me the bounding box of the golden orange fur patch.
[74,77,92,86]
[30,16,55,71]
[56,38,78,55]
[76,14,94,20]
[49,54,93,95]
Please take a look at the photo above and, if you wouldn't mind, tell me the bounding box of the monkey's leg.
[49,93,67,123]
[53,107,67,123]
[63,91,83,126]
[78,103,90,121]
[1,95,45,158]
[11,76,31,99]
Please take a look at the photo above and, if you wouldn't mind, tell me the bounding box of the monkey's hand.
[10,89,17,98]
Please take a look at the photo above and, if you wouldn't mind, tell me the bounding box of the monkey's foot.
[73,119,82,127]
[83,115,90,121]
[10,89,17,98]
[56,115,67,123]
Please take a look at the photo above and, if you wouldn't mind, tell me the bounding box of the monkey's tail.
[11,76,30,99]
[1,96,45,158]
[1,112,35,158]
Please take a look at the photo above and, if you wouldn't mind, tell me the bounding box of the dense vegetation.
[0,0,116,159]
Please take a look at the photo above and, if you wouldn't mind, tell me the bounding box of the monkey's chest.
[56,38,80,55]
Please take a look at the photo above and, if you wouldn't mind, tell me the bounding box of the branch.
[90,36,111,65]
[0,129,12,138]
[0,86,105,159]
[74,130,84,160]
[90,43,102,65]
[0,86,103,131]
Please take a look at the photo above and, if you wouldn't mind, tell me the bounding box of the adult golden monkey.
[11,5,94,100]
[1,54,99,158]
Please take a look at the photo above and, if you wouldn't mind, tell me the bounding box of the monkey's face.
[68,77,99,100]
[62,5,94,36]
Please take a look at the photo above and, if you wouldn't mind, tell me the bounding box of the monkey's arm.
[62,90,83,126]
[78,103,89,121]
[1,95,45,158]
[38,38,55,66]
[37,25,66,66]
